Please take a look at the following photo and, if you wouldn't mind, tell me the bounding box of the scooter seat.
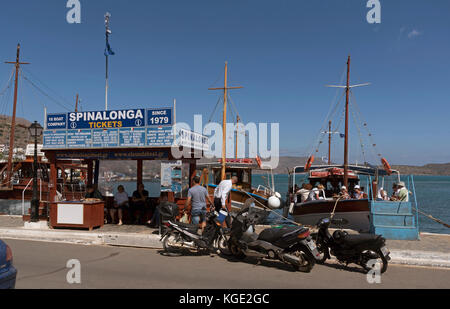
[338,233,383,247]
[258,225,306,243]
[174,221,199,231]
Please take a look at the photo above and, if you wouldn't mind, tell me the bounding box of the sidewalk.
[0,215,449,268]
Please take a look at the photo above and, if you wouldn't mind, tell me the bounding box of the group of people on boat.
[292,180,409,204]
[376,181,409,202]
[292,182,368,203]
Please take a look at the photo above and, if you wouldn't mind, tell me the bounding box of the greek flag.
[104,32,115,56]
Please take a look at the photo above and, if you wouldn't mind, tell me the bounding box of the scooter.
[314,217,391,273]
[227,207,319,272]
[160,209,230,256]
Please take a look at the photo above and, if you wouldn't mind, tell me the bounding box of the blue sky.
[0,0,449,165]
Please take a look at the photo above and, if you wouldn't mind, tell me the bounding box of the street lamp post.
[28,121,43,222]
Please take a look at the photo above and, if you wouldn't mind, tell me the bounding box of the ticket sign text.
[46,114,67,129]
[67,109,145,129]
[147,108,173,126]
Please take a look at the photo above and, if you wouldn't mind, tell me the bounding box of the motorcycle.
[227,206,319,273]
[314,217,391,273]
[160,205,230,256]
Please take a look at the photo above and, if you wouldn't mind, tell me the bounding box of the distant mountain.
[0,115,42,149]
[99,157,450,178]
[391,163,450,176]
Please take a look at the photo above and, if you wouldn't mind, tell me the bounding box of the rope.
[330,197,343,220]
[413,208,450,228]
[349,99,367,164]
[21,73,72,111]
[240,189,302,226]
[350,90,381,164]
[311,91,346,157]
[206,96,222,124]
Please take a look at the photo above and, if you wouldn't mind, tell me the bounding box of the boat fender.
[304,155,315,171]
[268,195,281,209]
[381,158,392,175]
[255,155,262,168]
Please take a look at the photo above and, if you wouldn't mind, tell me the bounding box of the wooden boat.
[0,44,87,216]
[0,146,87,215]
[202,62,282,217]
[198,158,280,214]
[285,56,419,238]
[287,164,392,232]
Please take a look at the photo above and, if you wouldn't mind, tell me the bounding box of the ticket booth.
[43,107,208,230]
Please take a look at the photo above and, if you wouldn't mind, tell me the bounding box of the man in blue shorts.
[185,176,213,232]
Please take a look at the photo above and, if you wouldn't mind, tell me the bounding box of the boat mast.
[328,120,331,165]
[235,115,240,159]
[208,62,243,180]
[3,44,29,187]
[343,56,351,188]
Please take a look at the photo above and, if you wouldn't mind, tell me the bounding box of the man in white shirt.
[213,176,238,212]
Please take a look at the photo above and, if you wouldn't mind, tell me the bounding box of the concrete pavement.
[1,215,449,268]
[6,239,450,289]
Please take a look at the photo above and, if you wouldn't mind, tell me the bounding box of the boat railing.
[368,174,419,239]
[21,178,33,215]
[256,184,271,196]
[21,178,43,215]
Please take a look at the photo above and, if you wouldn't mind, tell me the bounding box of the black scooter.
[314,217,391,273]
[228,207,319,272]
[160,207,230,256]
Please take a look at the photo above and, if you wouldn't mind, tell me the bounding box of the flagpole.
[104,12,111,111]
[105,51,108,111]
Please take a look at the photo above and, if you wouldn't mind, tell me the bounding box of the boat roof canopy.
[197,162,261,170]
[292,164,397,176]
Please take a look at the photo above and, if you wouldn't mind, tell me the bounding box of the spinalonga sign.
[43,108,207,151]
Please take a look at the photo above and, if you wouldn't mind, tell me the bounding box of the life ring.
[304,155,315,171]
[255,155,262,168]
[381,158,392,175]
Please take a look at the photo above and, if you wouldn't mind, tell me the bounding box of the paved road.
[5,239,450,289]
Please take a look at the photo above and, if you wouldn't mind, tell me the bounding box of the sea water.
[102,175,450,235]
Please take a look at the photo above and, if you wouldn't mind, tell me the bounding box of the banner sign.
[174,127,209,151]
[55,150,169,160]
[160,160,182,192]
[43,107,207,151]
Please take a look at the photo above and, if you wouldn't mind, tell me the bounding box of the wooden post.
[137,159,143,188]
[189,161,196,187]
[75,94,79,112]
[48,153,57,203]
[94,160,100,185]
[87,160,93,187]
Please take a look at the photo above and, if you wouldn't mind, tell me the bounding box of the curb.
[0,228,449,268]
[388,250,450,268]
[0,227,162,249]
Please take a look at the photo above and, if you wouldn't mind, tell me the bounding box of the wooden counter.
[49,200,104,231]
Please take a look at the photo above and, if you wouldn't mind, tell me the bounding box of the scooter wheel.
[215,235,231,256]
[291,249,315,273]
[228,240,246,260]
[315,244,329,264]
[162,232,184,256]
[361,250,388,274]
